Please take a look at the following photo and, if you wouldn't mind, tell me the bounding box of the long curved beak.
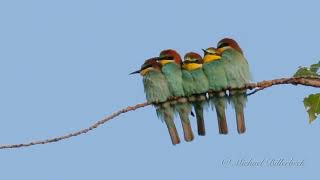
[129,70,140,75]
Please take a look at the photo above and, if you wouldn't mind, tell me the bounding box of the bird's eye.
[167,56,174,60]
[218,43,229,48]
[195,59,202,64]
[159,56,174,60]
[183,60,192,64]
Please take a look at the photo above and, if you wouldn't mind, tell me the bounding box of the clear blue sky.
[0,0,319,179]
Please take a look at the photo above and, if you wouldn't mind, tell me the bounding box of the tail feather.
[215,101,228,134]
[157,104,180,145]
[231,91,247,134]
[235,105,246,134]
[211,93,228,134]
[163,108,181,145]
[177,103,194,142]
[181,120,194,142]
[194,102,206,136]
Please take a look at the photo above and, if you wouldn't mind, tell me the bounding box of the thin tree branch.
[0,102,150,150]
[0,77,319,150]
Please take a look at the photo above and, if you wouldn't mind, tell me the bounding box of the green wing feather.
[223,50,251,88]
[143,71,175,125]
[182,68,209,96]
[203,61,228,91]
[143,70,170,103]
[182,69,196,96]
[190,68,209,94]
[222,49,251,106]
[161,63,185,97]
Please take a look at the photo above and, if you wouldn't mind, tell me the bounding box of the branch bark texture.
[1,77,319,150]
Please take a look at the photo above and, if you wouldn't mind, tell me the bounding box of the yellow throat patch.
[159,60,174,65]
[203,54,221,63]
[140,67,153,76]
[182,63,202,71]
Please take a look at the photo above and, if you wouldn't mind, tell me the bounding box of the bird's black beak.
[129,70,140,75]
[202,48,207,53]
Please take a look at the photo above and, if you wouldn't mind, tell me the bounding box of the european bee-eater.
[202,47,229,134]
[216,38,251,134]
[130,58,180,145]
[158,49,194,142]
[182,52,209,136]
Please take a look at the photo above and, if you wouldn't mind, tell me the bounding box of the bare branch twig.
[0,102,150,149]
[1,77,319,150]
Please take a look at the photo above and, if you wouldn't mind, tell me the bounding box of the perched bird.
[130,58,180,145]
[216,38,251,134]
[182,52,209,136]
[202,47,229,134]
[158,49,194,142]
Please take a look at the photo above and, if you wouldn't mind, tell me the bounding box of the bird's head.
[158,49,182,66]
[216,38,243,55]
[182,52,203,71]
[130,58,162,76]
[202,47,221,63]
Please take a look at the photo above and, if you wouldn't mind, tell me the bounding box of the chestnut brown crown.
[159,49,182,64]
[217,38,243,55]
[184,52,203,64]
[141,58,162,71]
[129,57,162,75]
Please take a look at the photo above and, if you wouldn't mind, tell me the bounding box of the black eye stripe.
[195,59,202,63]
[184,59,202,64]
[159,56,174,60]
[218,43,229,48]
[141,64,152,70]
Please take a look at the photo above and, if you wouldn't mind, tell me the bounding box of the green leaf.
[293,61,320,78]
[294,67,311,77]
[310,61,320,73]
[303,93,320,123]
[293,67,319,78]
